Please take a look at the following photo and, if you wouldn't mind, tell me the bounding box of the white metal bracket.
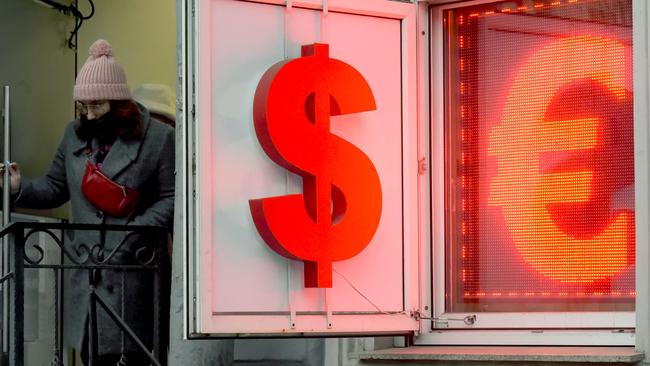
[326,310,333,329]
[290,310,296,329]
[412,310,476,327]
[418,157,427,175]
[325,288,333,329]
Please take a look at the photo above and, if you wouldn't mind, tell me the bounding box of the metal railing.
[0,222,170,366]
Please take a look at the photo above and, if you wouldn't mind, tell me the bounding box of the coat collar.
[72,103,151,179]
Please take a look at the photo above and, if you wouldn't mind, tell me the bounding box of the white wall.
[633,0,650,359]
[233,339,324,366]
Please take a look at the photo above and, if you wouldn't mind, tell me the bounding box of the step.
[356,346,644,365]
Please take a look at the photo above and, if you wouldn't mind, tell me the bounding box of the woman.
[3,39,174,365]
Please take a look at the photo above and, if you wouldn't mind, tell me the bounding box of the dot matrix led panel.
[444,0,633,313]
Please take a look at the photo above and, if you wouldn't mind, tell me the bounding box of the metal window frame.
[182,0,423,338]
[177,0,650,348]
[420,0,640,346]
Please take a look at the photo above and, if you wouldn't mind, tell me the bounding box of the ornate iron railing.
[0,222,170,366]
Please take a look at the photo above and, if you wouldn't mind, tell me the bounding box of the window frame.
[421,0,640,346]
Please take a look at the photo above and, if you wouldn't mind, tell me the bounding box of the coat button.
[96,211,104,219]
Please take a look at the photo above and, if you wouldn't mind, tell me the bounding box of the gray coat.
[16,105,174,355]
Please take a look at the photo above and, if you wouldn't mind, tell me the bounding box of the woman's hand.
[0,162,21,195]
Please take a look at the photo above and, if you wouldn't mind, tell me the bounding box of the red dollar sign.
[250,43,382,288]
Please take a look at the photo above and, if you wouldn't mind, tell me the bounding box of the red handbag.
[81,160,140,217]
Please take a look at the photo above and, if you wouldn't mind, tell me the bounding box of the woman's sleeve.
[128,127,175,228]
[15,132,70,209]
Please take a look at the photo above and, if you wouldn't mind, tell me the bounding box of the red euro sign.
[489,35,633,283]
[250,43,382,288]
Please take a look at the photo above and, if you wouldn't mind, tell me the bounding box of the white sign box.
[186,0,421,336]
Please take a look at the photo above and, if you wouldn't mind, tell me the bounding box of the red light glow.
[445,0,633,312]
[488,36,631,284]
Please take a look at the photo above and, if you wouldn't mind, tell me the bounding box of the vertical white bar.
[430,5,446,324]
[401,0,420,326]
[416,0,432,335]
[180,0,190,339]
[178,0,196,340]
[197,0,215,334]
[634,0,650,355]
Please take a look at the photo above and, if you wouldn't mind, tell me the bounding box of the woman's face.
[77,100,110,120]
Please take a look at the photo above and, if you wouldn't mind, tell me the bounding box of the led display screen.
[444,0,634,312]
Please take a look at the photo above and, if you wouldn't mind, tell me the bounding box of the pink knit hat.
[73,39,130,101]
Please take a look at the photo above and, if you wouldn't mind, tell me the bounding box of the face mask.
[78,101,110,120]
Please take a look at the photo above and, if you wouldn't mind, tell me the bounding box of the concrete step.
[356,346,644,366]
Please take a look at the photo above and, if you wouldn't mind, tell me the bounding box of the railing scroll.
[0,222,169,366]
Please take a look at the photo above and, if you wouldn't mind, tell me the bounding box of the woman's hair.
[108,100,143,139]
[76,99,143,141]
